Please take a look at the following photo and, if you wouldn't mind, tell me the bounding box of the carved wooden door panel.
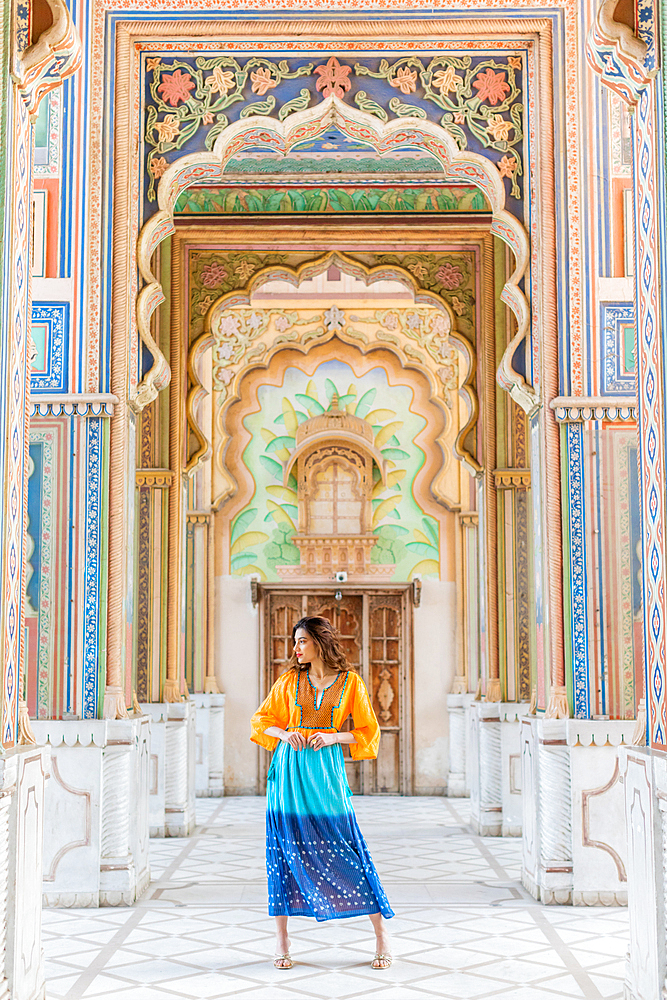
[368,594,403,794]
[267,593,302,688]
[307,595,364,793]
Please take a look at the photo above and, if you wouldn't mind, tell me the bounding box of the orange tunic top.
[250,668,381,761]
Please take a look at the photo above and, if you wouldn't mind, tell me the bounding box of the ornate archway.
[136,94,532,418]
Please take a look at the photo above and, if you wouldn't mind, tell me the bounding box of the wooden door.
[368,594,404,794]
[261,587,411,794]
[307,594,364,793]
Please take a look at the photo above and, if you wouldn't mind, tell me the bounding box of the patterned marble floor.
[44,796,629,1000]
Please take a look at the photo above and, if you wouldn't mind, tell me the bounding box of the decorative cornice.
[586,0,655,108]
[136,468,174,488]
[550,395,637,422]
[186,510,211,524]
[30,393,118,417]
[459,511,479,527]
[493,467,531,489]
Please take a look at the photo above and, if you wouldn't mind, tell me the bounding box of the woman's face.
[294,628,319,665]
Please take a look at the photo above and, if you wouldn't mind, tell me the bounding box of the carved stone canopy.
[284,394,387,488]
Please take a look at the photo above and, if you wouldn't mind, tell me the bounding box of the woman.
[250,615,394,971]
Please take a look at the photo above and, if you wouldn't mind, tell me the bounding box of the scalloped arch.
[137,94,535,416]
[187,250,478,511]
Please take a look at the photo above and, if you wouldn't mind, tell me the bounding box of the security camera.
[335,571,347,583]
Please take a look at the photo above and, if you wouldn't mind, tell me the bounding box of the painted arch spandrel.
[228,360,441,583]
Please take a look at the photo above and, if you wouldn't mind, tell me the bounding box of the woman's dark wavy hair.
[289,616,352,673]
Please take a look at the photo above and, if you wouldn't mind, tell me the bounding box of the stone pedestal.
[192,693,225,797]
[500,703,529,836]
[140,701,196,837]
[469,702,502,835]
[33,717,151,907]
[446,693,468,796]
[521,716,632,906]
[1,745,49,1000]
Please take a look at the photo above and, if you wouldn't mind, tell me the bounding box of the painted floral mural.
[229,361,440,582]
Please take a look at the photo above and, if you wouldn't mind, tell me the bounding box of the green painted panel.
[175,184,490,215]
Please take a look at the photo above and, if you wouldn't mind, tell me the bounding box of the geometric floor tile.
[45,797,628,999]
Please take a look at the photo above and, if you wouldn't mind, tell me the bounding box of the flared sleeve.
[348,674,381,761]
[250,671,295,752]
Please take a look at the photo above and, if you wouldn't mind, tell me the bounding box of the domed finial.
[329,393,340,412]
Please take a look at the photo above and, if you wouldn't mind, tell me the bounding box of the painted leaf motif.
[305,380,319,401]
[259,455,284,481]
[375,422,403,449]
[375,524,409,538]
[412,528,433,546]
[388,469,406,486]
[295,393,325,415]
[265,435,296,454]
[260,428,277,445]
[372,496,401,528]
[266,485,298,502]
[366,409,397,424]
[336,393,355,408]
[422,517,439,547]
[408,558,440,577]
[325,379,339,401]
[231,531,269,555]
[355,388,377,418]
[231,508,258,544]
[230,553,258,570]
[406,541,439,557]
[381,448,410,460]
[266,500,297,531]
[282,398,298,437]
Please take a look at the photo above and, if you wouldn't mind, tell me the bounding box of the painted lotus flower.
[472,68,510,106]
[498,155,517,179]
[432,65,462,96]
[486,114,512,142]
[157,69,196,107]
[235,260,256,280]
[149,156,168,178]
[390,67,418,95]
[250,67,278,96]
[314,57,352,98]
[154,115,181,142]
[207,66,236,96]
[430,313,451,337]
[436,262,463,290]
[200,262,228,288]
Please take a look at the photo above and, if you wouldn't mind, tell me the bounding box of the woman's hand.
[308,731,338,751]
[282,730,307,751]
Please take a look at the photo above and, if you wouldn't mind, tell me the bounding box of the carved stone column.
[536,720,572,904]
[141,701,196,837]
[470,702,502,835]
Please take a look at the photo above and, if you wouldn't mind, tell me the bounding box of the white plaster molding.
[598,276,634,301]
[140,702,196,837]
[30,393,118,418]
[31,277,74,301]
[550,395,637,422]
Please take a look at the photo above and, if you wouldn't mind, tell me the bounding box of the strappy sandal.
[371,953,392,969]
[273,953,293,970]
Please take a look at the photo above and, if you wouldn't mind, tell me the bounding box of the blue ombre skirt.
[266,740,394,921]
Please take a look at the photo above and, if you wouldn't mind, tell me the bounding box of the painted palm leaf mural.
[230,361,440,581]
